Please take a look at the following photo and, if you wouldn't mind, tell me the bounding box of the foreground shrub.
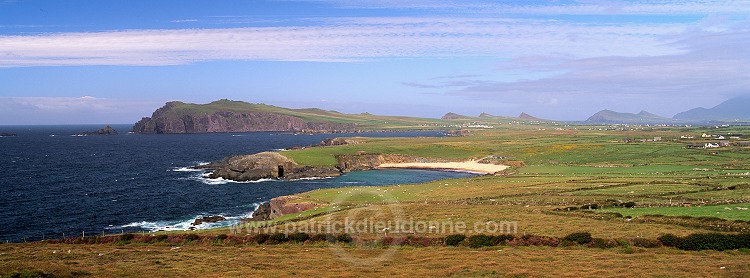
[468,235,494,248]
[588,238,618,249]
[657,234,681,247]
[403,236,433,247]
[563,232,592,245]
[253,233,270,244]
[154,234,169,242]
[120,233,136,242]
[310,233,335,243]
[336,233,353,244]
[269,233,288,243]
[630,237,661,248]
[185,234,200,242]
[508,235,560,247]
[445,234,466,246]
[580,204,599,210]
[289,232,310,243]
[677,233,750,251]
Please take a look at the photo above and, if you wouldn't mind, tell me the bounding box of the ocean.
[0,125,474,242]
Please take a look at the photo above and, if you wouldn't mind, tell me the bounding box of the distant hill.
[518,112,544,121]
[586,110,672,123]
[133,99,441,134]
[441,112,470,120]
[673,96,750,121]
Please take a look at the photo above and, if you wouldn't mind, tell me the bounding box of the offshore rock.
[191,215,226,226]
[77,125,118,136]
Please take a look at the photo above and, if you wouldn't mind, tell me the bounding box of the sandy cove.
[376,161,509,174]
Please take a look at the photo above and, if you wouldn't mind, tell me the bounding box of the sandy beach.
[376,161,509,174]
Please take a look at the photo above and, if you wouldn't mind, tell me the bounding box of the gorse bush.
[445,234,466,246]
[269,233,288,243]
[310,233,335,243]
[253,234,270,244]
[336,233,353,244]
[588,238,618,249]
[630,237,661,248]
[657,234,681,247]
[676,233,750,251]
[120,233,135,242]
[468,235,494,248]
[185,234,200,242]
[289,232,310,242]
[563,232,592,245]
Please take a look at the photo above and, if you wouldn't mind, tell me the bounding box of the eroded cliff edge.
[133,100,357,134]
[199,151,441,182]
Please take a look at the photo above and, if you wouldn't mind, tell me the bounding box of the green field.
[603,203,750,221]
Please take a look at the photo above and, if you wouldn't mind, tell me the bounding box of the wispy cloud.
[0,17,689,67]
[438,25,750,118]
[307,0,750,15]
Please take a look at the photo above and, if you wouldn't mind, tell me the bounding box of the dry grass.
[2,243,749,277]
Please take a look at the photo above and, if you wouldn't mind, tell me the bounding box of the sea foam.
[117,204,260,232]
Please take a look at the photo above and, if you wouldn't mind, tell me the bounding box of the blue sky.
[1,0,749,124]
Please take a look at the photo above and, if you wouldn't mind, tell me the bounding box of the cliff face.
[335,153,442,172]
[206,152,341,182]
[133,100,356,134]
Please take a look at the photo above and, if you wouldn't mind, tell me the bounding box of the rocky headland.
[133,100,358,134]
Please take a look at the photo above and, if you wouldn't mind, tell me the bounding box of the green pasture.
[601,203,750,221]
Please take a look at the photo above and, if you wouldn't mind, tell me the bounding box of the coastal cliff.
[133,100,357,134]
[201,152,341,182]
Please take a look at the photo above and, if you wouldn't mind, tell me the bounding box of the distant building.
[701,133,712,138]
[705,143,720,148]
[653,137,662,142]
[719,141,731,147]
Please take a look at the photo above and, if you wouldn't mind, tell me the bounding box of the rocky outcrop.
[335,153,442,172]
[244,196,321,222]
[77,125,118,136]
[247,203,273,221]
[289,137,364,150]
[202,151,442,181]
[133,100,357,134]
[268,196,319,219]
[191,215,226,226]
[205,152,340,181]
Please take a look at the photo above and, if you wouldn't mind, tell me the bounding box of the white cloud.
[0,17,689,67]
[303,0,750,15]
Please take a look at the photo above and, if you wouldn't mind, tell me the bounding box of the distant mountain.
[518,112,544,121]
[586,110,672,123]
[441,112,470,120]
[673,96,750,121]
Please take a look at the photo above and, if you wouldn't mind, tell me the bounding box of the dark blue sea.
[0,125,473,242]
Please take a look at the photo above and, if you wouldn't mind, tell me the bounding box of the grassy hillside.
[4,121,750,277]
[151,99,554,131]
